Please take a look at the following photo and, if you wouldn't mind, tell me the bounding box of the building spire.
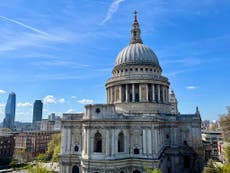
[130,10,143,44]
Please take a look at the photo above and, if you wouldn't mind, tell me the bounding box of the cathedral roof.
[114,11,161,69]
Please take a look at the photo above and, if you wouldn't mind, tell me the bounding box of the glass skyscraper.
[32,100,43,124]
[3,92,16,130]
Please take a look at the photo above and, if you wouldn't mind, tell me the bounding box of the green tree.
[224,145,230,163]
[28,165,52,173]
[220,107,230,142]
[52,140,60,162]
[9,159,18,170]
[222,163,230,173]
[202,159,222,173]
[47,133,61,162]
[37,153,49,162]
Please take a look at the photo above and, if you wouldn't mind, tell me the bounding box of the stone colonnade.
[107,83,169,104]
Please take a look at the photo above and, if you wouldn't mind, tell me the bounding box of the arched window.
[118,132,124,152]
[134,148,139,154]
[94,132,102,152]
[74,145,79,152]
[72,165,79,173]
[133,170,141,173]
[120,171,125,173]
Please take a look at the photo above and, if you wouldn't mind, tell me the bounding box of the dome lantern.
[130,10,143,44]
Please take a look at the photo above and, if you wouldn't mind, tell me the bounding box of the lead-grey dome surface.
[115,43,160,67]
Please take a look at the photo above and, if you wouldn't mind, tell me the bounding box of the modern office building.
[32,100,43,124]
[3,92,16,130]
[60,13,202,173]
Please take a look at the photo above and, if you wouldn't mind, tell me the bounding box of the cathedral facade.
[60,13,202,173]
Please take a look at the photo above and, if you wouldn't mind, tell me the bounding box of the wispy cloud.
[0,15,49,36]
[58,98,65,103]
[0,31,73,52]
[0,90,6,94]
[164,70,187,77]
[78,99,94,105]
[186,86,197,90]
[17,102,32,107]
[43,95,56,104]
[101,0,125,25]
[66,109,74,113]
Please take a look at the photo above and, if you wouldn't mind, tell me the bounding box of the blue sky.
[0,0,229,122]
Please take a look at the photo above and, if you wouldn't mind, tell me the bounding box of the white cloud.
[0,103,5,114]
[77,99,94,105]
[101,0,125,25]
[186,86,197,90]
[71,96,76,99]
[66,109,74,113]
[58,98,65,103]
[0,15,48,36]
[17,102,32,107]
[43,95,56,104]
[0,89,6,94]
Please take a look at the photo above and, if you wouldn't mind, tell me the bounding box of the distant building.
[202,130,223,161]
[14,122,33,132]
[32,100,43,124]
[0,132,15,162]
[14,131,59,160]
[3,92,16,130]
[40,113,61,131]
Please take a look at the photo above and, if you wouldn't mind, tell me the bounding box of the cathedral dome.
[115,43,160,67]
[114,11,161,69]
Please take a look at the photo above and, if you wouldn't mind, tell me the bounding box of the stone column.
[67,128,71,153]
[139,84,142,102]
[83,128,87,155]
[147,129,152,156]
[112,129,115,156]
[154,129,158,157]
[61,128,64,153]
[87,128,90,157]
[146,84,149,102]
[162,86,165,103]
[110,87,113,104]
[152,84,155,102]
[119,86,122,102]
[125,84,128,102]
[132,84,135,102]
[106,130,110,157]
[166,87,169,102]
[143,129,146,155]
[157,85,160,102]
[106,89,108,103]
[108,88,110,103]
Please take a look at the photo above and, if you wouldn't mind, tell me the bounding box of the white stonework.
[60,12,202,173]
